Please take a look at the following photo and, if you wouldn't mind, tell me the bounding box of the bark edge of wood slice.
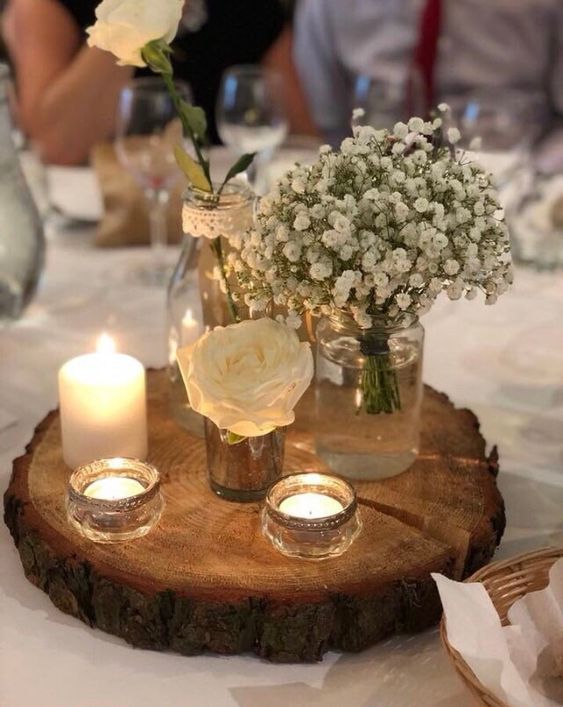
[4,370,504,663]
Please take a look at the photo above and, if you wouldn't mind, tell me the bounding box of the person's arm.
[3,0,133,165]
[262,26,318,138]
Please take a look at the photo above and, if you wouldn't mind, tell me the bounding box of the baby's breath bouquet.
[229,108,513,415]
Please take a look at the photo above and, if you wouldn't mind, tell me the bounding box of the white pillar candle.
[278,493,344,519]
[181,308,200,346]
[58,335,147,468]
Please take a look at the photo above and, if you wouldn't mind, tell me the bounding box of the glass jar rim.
[327,308,419,334]
[265,472,358,531]
[67,457,161,511]
[182,181,254,209]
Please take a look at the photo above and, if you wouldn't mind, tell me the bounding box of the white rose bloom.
[178,319,313,437]
[87,0,183,67]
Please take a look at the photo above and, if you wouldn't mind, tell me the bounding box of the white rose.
[86,0,183,67]
[177,318,313,437]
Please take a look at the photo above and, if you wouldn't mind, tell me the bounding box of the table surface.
[1,166,563,707]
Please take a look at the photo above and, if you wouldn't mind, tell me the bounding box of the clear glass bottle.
[204,418,285,502]
[314,311,424,480]
[184,181,255,327]
[166,182,254,432]
[0,64,45,323]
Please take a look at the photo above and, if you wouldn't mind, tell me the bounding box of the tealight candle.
[58,334,147,468]
[83,476,145,501]
[66,458,163,543]
[278,492,344,519]
[262,473,362,559]
[181,308,200,346]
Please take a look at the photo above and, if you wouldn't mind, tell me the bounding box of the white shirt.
[294,0,563,141]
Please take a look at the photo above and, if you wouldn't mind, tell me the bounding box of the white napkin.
[433,558,563,707]
[0,407,17,433]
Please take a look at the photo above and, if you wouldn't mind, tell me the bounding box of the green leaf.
[180,101,207,141]
[174,146,212,192]
[225,431,247,445]
[218,152,256,193]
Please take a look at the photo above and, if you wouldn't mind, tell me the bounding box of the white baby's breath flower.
[396,293,412,310]
[408,117,425,133]
[414,197,429,213]
[293,213,311,231]
[444,259,460,276]
[447,127,461,145]
[230,113,512,327]
[393,122,409,139]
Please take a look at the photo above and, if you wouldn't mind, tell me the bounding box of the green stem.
[358,336,402,415]
[160,72,212,189]
[210,237,240,324]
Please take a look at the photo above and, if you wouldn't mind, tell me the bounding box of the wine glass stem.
[145,188,169,269]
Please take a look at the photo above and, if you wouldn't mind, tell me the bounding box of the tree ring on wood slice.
[3,370,504,663]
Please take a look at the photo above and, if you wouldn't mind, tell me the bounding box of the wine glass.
[444,90,546,185]
[216,66,288,193]
[115,77,192,286]
[352,68,425,132]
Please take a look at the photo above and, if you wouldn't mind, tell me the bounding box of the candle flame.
[96,333,116,355]
[182,308,194,325]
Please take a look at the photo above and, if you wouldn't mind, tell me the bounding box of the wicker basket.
[440,546,563,707]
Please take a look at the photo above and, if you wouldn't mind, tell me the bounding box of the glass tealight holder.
[66,458,164,543]
[262,472,362,559]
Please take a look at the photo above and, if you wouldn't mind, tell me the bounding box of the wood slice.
[4,370,504,662]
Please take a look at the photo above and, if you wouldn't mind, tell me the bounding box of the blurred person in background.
[294,0,563,164]
[3,0,315,165]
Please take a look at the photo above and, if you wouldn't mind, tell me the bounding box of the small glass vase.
[204,418,285,502]
[314,311,424,481]
[184,181,255,328]
[166,181,254,433]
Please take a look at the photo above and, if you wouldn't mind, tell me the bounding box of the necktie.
[412,0,443,113]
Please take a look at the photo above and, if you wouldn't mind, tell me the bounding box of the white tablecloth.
[1,177,562,707]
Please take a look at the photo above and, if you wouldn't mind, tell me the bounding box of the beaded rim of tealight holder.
[67,457,161,513]
[264,472,358,532]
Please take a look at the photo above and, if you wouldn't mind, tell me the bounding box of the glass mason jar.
[0,64,45,323]
[314,311,424,480]
[166,182,255,432]
[204,418,285,502]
